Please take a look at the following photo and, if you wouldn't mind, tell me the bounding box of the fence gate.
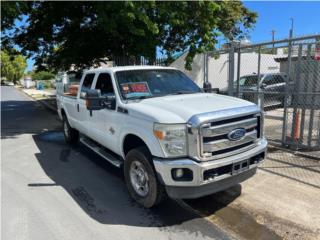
[208,34,320,150]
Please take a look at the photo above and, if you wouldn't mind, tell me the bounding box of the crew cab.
[56,66,267,208]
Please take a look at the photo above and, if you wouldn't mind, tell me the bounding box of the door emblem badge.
[109,127,115,135]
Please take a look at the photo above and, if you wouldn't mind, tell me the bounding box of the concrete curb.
[38,99,57,113]
[18,87,57,113]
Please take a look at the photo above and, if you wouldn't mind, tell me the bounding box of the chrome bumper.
[153,138,267,188]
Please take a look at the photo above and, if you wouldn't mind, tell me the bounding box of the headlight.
[153,123,187,157]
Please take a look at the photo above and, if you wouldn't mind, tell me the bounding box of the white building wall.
[170,52,205,86]
[170,52,280,90]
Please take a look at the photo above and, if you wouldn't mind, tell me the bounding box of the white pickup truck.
[56,66,267,208]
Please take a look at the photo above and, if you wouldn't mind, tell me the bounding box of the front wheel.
[124,147,165,208]
[62,115,79,144]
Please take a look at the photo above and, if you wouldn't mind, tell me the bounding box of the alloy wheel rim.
[129,160,149,197]
[64,121,69,139]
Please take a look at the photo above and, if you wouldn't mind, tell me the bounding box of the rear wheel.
[62,115,79,144]
[124,147,165,208]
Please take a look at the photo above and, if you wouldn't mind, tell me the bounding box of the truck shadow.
[1,100,61,139]
[30,130,240,236]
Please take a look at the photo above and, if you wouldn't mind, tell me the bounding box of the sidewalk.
[186,148,320,240]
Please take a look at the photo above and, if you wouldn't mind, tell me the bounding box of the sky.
[22,1,320,71]
[243,1,320,42]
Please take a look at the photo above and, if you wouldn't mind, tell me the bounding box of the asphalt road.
[1,86,231,240]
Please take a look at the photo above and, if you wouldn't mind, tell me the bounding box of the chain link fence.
[206,34,320,151]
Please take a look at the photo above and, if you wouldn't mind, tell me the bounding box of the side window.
[81,73,95,93]
[274,75,285,84]
[263,75,284,85]
[262,75,273,85]
[95,73,114,96]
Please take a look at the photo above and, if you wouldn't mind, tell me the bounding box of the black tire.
[282,95,293,108]
[62,115,79,144]
[124,146,166,208]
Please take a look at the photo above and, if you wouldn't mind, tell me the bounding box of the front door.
[89,72,119,153]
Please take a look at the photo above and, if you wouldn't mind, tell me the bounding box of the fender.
[119,126,165,159]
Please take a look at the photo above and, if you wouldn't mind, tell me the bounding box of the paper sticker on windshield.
[121,82,152,98]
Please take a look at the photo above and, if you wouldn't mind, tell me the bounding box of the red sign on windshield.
[130,83,149,92]
[121,82,150,94]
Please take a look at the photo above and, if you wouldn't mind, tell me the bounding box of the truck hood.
[126,93,255,123]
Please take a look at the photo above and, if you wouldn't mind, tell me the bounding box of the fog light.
[171,168,193,181]
[174,169,184,178]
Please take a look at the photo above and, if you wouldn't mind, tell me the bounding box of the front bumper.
[153,138,267,199]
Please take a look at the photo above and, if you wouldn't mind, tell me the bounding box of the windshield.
[115,69,201,100]
[239,75,262,86]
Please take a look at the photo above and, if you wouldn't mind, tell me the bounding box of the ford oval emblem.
[228,128,246,141]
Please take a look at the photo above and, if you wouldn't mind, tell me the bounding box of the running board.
[80,137,122,168]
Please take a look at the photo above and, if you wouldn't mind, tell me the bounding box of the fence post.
[281,37,294,145]
[236,43,241,98]
[203,52,208,84]
[256,46,263,108]
[299,44,312,146]
[290,44,303,148]
[307,46,320,147]
[228,42,235,96]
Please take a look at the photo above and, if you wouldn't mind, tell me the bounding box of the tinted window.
[95,73,114,95]
[68,71,83,84]
[239,75,261,86]
[263,75,285,85]
[81,73,95,92]
[115,69,201,100]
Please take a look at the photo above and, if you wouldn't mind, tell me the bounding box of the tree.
[31,71,55,80]
[2,1,257,70]
[1,50,27,84]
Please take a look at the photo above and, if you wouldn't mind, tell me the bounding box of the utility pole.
[289,18,294,38]
[271,30,276,54]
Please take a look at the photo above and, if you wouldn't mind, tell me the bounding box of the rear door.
[76,73,96,135]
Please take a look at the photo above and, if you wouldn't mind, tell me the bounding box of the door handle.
[77,104,79,112]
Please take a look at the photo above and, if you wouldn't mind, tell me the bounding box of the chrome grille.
[200,115,260,159]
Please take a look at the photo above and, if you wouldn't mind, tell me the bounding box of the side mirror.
[261,83,267,89]
[85,89,116,111]
[85,89,105,110]
[103,95,116,110]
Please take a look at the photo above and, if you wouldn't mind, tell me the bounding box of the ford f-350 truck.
[56,66,267,208]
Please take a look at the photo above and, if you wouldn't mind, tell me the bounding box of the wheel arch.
[122,134,151,157]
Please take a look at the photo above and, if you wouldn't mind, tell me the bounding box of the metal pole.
[203,52,207,84]
[299,44,312,146]
[290,44,302,148]
[307,52,319,147]
[257,46,262,108]
[271,30,276,54]
[236,44,241,98]
[228,42,235,96]
[281,29,294,145]
[205,52,209,84]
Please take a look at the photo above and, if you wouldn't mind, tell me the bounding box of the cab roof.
[85,65,177,74]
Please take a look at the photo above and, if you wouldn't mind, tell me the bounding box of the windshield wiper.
[127,95,153,101]
[168,91,196,95]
